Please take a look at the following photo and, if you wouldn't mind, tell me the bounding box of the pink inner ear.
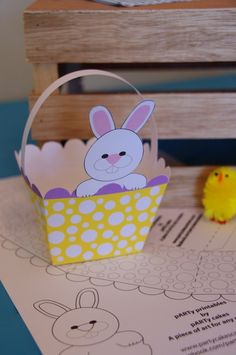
[125,105,150,131]
[93,110,113,136]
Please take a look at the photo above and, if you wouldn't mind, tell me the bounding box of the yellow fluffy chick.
[202,167,236,223]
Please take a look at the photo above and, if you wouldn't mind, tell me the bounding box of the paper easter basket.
[16,69,170,265]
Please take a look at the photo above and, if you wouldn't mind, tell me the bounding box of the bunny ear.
[76,288,99,309]
[34,300,71,319]
[121,100,156,133]
[89,106,115,138]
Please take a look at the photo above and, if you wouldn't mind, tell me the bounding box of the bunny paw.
[115,331,144,347]
[122,174,147,191]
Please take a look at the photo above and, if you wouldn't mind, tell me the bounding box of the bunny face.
[85,129,143,181]
[34,288,119,347]
[84,100,155,182]
[53,308,119,346]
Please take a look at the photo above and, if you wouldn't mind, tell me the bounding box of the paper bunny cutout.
[34,288,152,355]
[76,100,155,197]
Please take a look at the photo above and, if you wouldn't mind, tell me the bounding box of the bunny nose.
[106,154,121,165]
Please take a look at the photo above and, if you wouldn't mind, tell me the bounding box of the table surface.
[0,281,40,354]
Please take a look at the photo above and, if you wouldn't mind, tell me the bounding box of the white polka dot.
[48,214,65,227]
[79,200,96,214]
[150,216,155,222]
[44,201,49,206]
[126,216,133,221]
[57,256,64,262]
[151,207,157,213]
[83,251,94,260]
[120,196,130,205]
[66,245,82,257]
[150,186,160,196]
[131,236,137,241]
[41,208,48,216]
[93,212,104,221]
[103,230,113,238]
[138,212,148,222]
[105,201,116,210]
[125,206,132,212]
[97,243,113,256]
[69,236,76,242]
[91,243,97,248]
[48,231,64,244]
[53,202,64,211]
[97,198,103,204]
[118,240,128,248]
[136,197,151,211]
[140,226,149,236]
[66,208,73,214]
[98,224,104,229]
[50,247,61,256]
[82,222,89,228]
[120,224,136,237]
[114,250,121,256]
[112,236,118,241]
[70,215,81,224]
[109,212,124,226]
[135,193,141,199]
[81,229,97,243]
[126,247,132,252]
[156,196,163,204]
[69,199,76,205]
[135,241,144,251]
[67,226,78,235]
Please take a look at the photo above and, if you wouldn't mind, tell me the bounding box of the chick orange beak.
[217,173,224,183]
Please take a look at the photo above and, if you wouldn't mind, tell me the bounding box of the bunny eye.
[101,154,109,159]
[71,325,78,330]
[119,151,126,156]
[89,320,97,324]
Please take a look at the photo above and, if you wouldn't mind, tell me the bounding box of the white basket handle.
[21,69,157,171]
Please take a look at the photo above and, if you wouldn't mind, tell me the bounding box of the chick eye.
[225,174,229,178]
[119,151,126,156]
[71,325,78,330]
[101,154,109,159]
[214,172,219,176]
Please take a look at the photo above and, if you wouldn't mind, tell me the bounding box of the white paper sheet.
[1,176,236,355]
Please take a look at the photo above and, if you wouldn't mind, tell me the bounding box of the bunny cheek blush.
[76,100,155,197]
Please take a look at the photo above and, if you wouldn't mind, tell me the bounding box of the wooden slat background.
[24,0,236,208]
[24,0,236,63]
[30,92,236,141]
[162,166,212,208]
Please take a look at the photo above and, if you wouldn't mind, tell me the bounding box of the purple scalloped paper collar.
[22,169,168,200]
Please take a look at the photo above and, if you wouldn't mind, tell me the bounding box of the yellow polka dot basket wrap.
[30,184,167,265]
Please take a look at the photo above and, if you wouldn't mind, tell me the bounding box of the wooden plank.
[24,1,236,63]
[25,0,236,12]
[30,92,236,141]
[32,64,59,94]
[161,166,211,208]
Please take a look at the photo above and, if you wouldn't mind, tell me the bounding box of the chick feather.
[202,167,236,223]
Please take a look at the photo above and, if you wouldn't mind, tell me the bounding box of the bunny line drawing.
[34,288,152,355]
[76,100,156,197]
